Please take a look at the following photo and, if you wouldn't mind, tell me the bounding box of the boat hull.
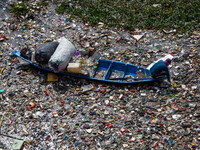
[12,50,163,84]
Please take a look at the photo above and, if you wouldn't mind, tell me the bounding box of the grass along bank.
[55,0,200,33]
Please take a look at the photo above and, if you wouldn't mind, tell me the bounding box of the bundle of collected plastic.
[48,37,76,72]
[35,42,59,64]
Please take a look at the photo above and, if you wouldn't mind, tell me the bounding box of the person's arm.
[166,68,171,82]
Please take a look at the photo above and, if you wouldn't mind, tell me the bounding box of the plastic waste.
[136,69,144,78]
[67,63,81,74]
[20,48,32,60]
[86,51,101,65]
[48,37,76,72]
[35,42,59,64]
[0,1,199,149]
[12,140,24,150]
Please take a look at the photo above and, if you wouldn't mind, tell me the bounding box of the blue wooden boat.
[12,50,162,84]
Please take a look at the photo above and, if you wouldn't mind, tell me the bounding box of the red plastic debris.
[120,127,126,134]
[130,89,136,93]
[124,92,129,96]
[106,103,111,106]
[60,101,65,106]
[100,88,106,93]
[30,104,37,109]
[45,90,50,96]
[137,129,142,132]
[11,108,15,112]
[45,138,50,141]
[106,123,113,128]
[153,142,159,148]
[82,139,89,142]
[161,141,165,144]
[116,37,121,41]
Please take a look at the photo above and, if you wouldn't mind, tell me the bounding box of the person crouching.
[150,58,172,82]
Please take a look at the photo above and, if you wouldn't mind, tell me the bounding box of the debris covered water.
[0,1,199,149]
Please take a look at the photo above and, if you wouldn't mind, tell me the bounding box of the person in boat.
[150,58,172,82]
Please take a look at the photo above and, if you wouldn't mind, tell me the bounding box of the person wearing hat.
[150,58,172,82]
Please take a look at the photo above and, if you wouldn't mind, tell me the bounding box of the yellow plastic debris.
[67,63,81,74]
[47,73,58,81]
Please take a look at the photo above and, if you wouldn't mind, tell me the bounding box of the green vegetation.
[55,0,200,33]
[37,1,49,7]
[55,2,70,14]
[10,3,28,16]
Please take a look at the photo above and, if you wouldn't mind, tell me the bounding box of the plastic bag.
[35,42,59,64]
[20,48,32,60]
[48,37,76,72]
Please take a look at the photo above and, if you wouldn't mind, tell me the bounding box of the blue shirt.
[150,60,170,78]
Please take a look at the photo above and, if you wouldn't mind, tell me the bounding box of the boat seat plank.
[104,62,113,80]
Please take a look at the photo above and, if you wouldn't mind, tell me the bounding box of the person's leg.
[152,71,167,79]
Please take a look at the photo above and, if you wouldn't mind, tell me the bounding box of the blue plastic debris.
[75,142,81,146]
[170,139,175,146]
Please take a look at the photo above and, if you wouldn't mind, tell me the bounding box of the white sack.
[48,37,75,72]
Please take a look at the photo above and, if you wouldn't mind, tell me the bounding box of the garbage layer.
[0,1,200,149]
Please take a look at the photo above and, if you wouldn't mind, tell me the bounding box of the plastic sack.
[48,37,76,72]
[35,42,59,64]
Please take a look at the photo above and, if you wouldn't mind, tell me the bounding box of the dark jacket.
[150,60,170,79]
